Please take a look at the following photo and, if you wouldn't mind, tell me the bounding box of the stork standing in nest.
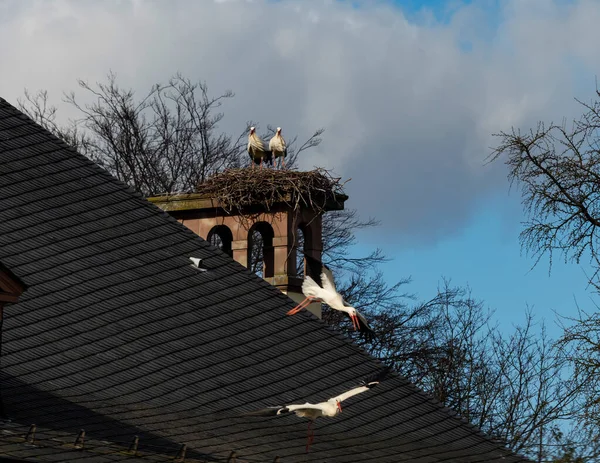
[269,127,287,169]
[247,127,271,169]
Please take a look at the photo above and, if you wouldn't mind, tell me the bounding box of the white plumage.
[189,257,207,272]
[247,127,271,169]
[268,127,287,169]
[244,367,390,452]
[287,257,374,336]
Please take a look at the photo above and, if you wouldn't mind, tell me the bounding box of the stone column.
[232,240,248,267]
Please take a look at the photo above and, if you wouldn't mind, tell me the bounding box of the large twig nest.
[195,168,349,217]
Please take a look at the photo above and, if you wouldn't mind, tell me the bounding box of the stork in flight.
[268,127,287,169]
[247,126,271,169]
[244,367,391,452]
[287,256,374,338]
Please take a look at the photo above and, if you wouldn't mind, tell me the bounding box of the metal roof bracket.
[128,435,139,455]
[174,443,187,462]
[74,429,85,449]
[25,424,36,444]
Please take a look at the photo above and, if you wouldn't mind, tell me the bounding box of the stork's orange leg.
[287,296,314,315]
[306,421,315,453]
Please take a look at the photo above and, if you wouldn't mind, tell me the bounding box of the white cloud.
[1,0,599,243]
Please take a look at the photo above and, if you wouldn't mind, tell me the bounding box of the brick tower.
[148,170,348,319]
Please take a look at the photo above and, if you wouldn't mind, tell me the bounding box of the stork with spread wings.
[287,255,374,338]
[243,367,391,452]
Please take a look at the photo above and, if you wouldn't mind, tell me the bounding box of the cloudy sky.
[2,0,600,336]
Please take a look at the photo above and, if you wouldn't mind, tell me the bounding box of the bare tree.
[557,305,600,435]
[489,87,600,460]
[18,89,91,154]
[362,281,582,461]
[488,90,600,288]
[18,72,323,196]
[545,424,600,462]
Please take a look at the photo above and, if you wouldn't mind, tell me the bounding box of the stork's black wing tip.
[357,318,374,335]
[362,366,392,388]
[304,255,325,281]
[360,327,376,342]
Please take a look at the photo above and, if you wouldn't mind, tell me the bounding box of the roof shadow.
[0,372,216,461]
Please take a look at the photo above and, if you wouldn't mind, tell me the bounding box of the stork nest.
[195,168,349,220]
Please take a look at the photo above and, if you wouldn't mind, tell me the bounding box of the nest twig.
[195,168,349,228]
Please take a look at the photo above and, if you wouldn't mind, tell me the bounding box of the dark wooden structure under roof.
[0,262,25,306]
[0,97,531,462]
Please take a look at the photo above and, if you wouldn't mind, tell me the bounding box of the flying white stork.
[268,127,287,169]
[287,256,374,338]
[243,367,391,452]
[247,126,271,169]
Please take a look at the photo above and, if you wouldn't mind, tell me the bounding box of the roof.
[0,421,205,463]
[0,97,531,463]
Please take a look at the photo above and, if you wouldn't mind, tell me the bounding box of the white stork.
[247,126,271,169]
[189,257,207,272]
[268,127,287,169]
[244,367,390,452]
[287,256,374,338]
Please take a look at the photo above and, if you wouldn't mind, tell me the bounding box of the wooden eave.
[0,263,26,304]
[147,192,348,214]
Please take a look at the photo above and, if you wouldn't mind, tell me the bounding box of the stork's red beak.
[337,401,342,413]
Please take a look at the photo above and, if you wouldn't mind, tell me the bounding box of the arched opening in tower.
[248,222,275,279]
[207,225,233,258]
[295,226,305,278]
[297,222,321,281]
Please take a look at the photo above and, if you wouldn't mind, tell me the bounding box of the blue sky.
[392,0,476,20]
[356,190,594,339]
[1,0,599,340]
